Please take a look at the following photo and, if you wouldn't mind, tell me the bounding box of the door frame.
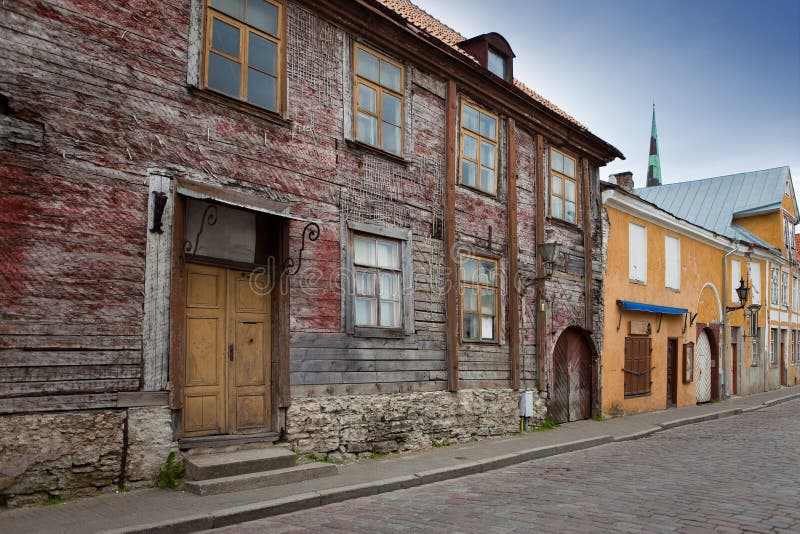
[169,192,292,439]
[549,326,598,423]
[666,337,678,408]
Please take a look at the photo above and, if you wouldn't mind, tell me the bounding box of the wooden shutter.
[624,337,651,396]
[628,223,647,283]
[665,235,680,290]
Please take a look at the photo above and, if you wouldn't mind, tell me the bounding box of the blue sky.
[414,0,800,192]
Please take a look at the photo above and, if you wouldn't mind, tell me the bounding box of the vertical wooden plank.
[273,220,291,410]
[169,194,186,410]
[142,174,174,391]
[535,134,546,393]
[445,80,459,392]
[186,0,204,86]
[582,158,593,332]
[507,118,520,390]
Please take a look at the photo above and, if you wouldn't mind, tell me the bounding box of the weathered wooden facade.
[0,0,621,504]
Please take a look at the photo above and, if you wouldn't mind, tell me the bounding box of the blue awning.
[617,300,688,315]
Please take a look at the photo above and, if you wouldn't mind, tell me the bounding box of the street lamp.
[539,241,561,277]
[725,278,750,313]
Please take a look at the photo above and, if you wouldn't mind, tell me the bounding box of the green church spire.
[646,104,662,187]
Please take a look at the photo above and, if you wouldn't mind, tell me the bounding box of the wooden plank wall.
[0,0,607,409]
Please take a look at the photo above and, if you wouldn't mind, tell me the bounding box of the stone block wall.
[285,389,546,462]
[0,407,177,507]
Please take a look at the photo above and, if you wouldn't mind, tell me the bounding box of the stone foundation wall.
[285,389,546,462]
[0,407,177,507]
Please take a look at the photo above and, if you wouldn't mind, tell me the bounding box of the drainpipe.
[722,241,740,399]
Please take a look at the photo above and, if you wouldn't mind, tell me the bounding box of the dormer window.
[457,32,515,82]
[487,48,506,79]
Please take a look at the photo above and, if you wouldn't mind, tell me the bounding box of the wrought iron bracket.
[283,222,320,276]
[149,191,169,234]
[183,203,218,262]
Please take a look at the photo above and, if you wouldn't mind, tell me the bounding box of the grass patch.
[298,452,334,464]
[155,451,185,490]
[43,495,63,506]
[532,414,559,432]
[369,451,390,459]
[593,414,607,422]
[433,439,454,448]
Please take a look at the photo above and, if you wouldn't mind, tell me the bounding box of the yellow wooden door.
[228,270,271,434]
[183,265,271,437]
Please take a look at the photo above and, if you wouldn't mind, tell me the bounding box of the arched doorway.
[550,327,594,423]
[696,329,712,403]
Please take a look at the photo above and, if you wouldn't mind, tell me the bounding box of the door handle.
[228,344,234,361]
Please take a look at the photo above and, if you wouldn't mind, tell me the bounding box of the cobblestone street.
[208,399,800,533]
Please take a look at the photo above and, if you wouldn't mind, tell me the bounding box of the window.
[460,255,499,341]
[731,259,742,302]
[203,0,283,112]
[770,268,780,306]
[459,102,498,194]
[792,330,798,364]
[665,235,680,290]
[353,235,401,328]
[550,148,578,223]
[795,329,800,364]
[487,48,506,79]
[784,216,794,252]
[752,327,761,366]
[354,44,404,155]
[770,328,778,366]
[750,262,761,305]
[629,223,647,283]
[794,278,799,312]
[624,337,651,396]
[781,271,789,308]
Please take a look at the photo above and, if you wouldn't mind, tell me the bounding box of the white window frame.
[771,268,780,307]
[344,222,413,336]
[781,271,789,308]
[731,259,742,303]
[665,235,680,291]
[750,262,762,306]
[770,328,779,366]
[629,222,647,284]
[794,277,799,312]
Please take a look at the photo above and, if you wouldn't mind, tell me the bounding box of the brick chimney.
[611,171,634,192]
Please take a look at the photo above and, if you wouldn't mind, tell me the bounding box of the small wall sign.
[683,341,694,383]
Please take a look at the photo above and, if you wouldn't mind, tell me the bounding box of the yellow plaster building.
[601,168,798,416]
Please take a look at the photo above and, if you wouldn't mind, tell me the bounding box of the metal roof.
[633,166,793,253]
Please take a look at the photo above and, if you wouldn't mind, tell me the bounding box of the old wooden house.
[0,0,621,504]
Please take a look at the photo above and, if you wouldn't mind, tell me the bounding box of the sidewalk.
[3,386,799,534]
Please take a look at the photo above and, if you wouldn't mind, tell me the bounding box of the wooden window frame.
[459,253,500,343]
[751,327,761,367]
[352,234,402,330]
[549,147,579,224]
[353,43,405,156]
[624,336,652,397]
[770,268,780,306]
[202,0,285,114]
[770,328,778,366]
[781,270,789,308]
[458,100,499,196]
[344,222,413,338]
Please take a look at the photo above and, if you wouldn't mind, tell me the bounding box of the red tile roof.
[373,0,587,131]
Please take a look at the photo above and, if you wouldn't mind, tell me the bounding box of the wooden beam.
[507,118,520,390]
[445,80,459,392]
[582,158,593,332]
[535,133,547,393]
[169,193,186,410]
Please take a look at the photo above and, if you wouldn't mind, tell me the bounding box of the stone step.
[184,462,338,496]
[184,447,297,481]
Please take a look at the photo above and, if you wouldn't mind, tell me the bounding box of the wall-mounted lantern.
[725,278,751,313]
[520,241,562,293]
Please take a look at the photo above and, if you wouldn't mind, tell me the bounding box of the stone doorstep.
[184,462,338,496]
[184,447,297,481]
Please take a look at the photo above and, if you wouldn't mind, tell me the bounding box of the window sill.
[353,326,405,339]
[460,339,501,346]
[345,139,410,165]
[458,181,500,201]
[546,216,583,233]
[666,287,681,293]
[629,279,647,286]
[189,86,290,127]
[624,392,652,399]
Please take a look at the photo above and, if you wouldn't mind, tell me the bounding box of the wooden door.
[780,339,786,386]
[695,330,711,403]
[731,342,738,395]
[666,338,677,408]
[550,328,592,424]
[183,264,271,437]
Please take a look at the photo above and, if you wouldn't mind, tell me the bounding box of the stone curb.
[613,427,662,442]
[658,408,742,430]
[761,392,800,407]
